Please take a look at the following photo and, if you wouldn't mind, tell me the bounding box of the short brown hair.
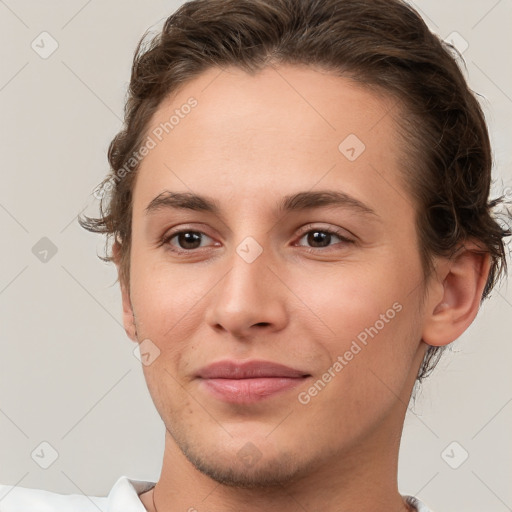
[79,0,511,382]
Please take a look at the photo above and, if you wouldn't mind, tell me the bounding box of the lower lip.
[199,377,307,403]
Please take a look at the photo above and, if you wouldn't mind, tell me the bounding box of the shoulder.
[0,476,156,512]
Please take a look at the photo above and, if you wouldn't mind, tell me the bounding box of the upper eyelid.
[165,229,215,245]
[296,223,353,237]
[165,224,348,237]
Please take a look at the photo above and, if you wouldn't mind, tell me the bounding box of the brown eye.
[175,232,203,249]
[296,228,353,250]
[305,231,334,248]
[165,230,214,251]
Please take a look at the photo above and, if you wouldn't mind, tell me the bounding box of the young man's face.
[119,65,435,486]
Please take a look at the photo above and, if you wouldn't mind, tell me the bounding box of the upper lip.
[196,360,310,379]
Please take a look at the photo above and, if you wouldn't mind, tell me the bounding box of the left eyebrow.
[144,189,379,220]
[277,190,379,219]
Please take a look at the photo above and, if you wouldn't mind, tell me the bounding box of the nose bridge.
[221,234,274,311]
[205,233,287,336]
[230,235,270,296]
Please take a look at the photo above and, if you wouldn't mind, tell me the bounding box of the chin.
[172,428,316,489]
[184,446,309,489]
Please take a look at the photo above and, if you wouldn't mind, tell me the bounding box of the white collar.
[107,476,156,511]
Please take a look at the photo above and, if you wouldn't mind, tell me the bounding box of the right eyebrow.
[145,191,221,216]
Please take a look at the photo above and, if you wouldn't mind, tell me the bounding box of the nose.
[204,241,288,339]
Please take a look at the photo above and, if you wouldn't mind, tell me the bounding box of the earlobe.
[421,243,491,348]
[119,280,138,343]
[113,240,138,344]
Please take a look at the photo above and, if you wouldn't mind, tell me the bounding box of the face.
[120,64,433,487]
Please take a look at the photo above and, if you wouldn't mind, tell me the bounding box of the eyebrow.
[145,190,379,219]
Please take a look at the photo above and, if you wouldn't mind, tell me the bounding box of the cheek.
[291,261,420,383]
[289,264,403,341]
[131,263,202,410]
[298,283,419,438]
[130,255,209,340]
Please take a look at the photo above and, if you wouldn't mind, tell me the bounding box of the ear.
[422,241,491,347]
[113,240,138,343]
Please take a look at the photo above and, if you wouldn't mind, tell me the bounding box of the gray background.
[0,1,511,511]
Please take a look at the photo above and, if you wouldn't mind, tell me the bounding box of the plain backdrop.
[0,1,511,511]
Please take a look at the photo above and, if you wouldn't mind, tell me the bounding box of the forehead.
[134,64,409,216]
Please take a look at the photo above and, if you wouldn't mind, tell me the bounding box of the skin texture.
[113,64,490,512]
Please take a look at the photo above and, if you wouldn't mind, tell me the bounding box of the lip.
[196,360,310,403]
[196,360,309,379]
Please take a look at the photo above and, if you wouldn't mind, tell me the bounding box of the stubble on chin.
[168,426,316,490]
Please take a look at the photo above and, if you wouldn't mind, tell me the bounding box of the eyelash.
[160,225,354,255]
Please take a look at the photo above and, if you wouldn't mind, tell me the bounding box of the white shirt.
[0,476,434,511]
